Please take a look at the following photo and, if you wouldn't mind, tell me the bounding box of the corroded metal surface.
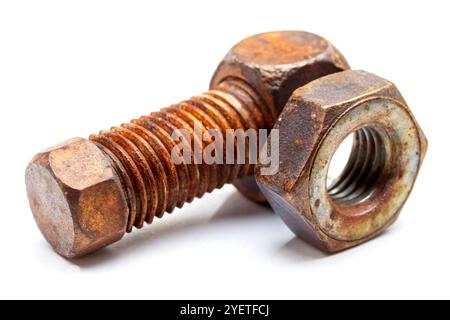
[211,31,349,202]
[25,31,349,258]
[256,70,427,252]
[25,138,128,258]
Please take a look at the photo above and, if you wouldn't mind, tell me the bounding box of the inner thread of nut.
[327,127,386,205]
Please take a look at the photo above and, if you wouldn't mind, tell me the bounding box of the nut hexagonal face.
[256,70,427,252]
[211,31,350,203]
[25,138,129,258]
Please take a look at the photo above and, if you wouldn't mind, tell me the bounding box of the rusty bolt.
[256,70,427,253]
[25,31,349,258]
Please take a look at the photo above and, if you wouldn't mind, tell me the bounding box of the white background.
[0,0,448,300]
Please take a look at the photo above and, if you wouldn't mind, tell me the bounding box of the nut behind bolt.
[25,31,350,258]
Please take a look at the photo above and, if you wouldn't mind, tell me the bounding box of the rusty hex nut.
[25,138,128,258]
[256,70,427,252]
[210,31,350,203]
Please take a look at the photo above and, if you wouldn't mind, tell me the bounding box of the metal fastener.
[25,31,349,258]
[256,70,427,252]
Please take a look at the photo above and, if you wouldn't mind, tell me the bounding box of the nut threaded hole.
[327,127,386,205]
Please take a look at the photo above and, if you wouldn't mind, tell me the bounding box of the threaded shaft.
[90,78,275,232]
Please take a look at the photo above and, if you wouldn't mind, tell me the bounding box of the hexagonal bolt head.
[211,31,350,203]
[25,138,128,258]
[256,70,427,253]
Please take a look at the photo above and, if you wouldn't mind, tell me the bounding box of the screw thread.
[90,79,275,232]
